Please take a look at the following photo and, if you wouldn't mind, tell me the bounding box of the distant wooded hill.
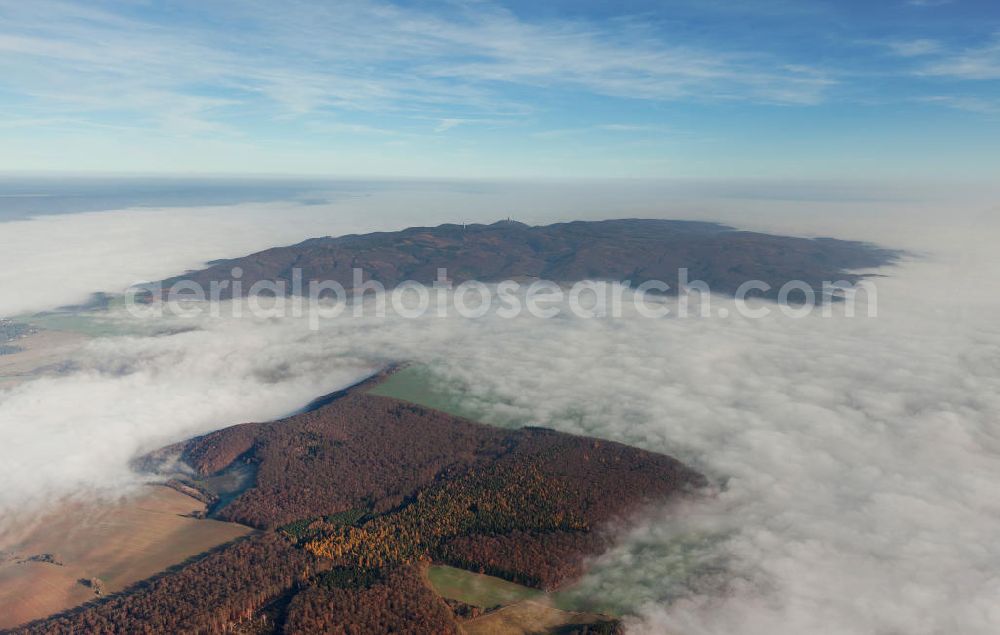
[164,218,899,300]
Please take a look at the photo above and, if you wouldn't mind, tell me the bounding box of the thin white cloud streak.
[532,123,677,139]
[885,38,942,57]
[922,35,1000,80]
[919,95,1000,115]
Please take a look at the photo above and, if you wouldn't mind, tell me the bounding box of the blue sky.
[0,0,998,179]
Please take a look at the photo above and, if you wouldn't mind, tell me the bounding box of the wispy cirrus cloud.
[532,123,677,139]
[919,95,1000,115]
[885,38,943,57]
[0,0,996,177]
[921,35,1000,80]
[0,0,834,139]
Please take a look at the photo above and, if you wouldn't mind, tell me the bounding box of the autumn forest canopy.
[16,370,705,634]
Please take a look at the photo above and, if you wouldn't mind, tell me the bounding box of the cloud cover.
[0,190,998,633]
[0,0,833,133]
[5,1,1000,179]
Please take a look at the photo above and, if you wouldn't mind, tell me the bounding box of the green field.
[19,312,124,337]
[10,291,170,338]
[367,364,522,427]
[426,565,543,609]
[427,564,618,617]
[18,300,180,338]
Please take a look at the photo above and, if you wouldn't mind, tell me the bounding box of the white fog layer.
[1,189,998,634]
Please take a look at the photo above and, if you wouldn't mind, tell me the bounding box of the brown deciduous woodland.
[17,373,705,633]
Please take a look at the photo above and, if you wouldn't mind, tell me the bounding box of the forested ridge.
[17,373,705,633]
[166,218,899,302]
